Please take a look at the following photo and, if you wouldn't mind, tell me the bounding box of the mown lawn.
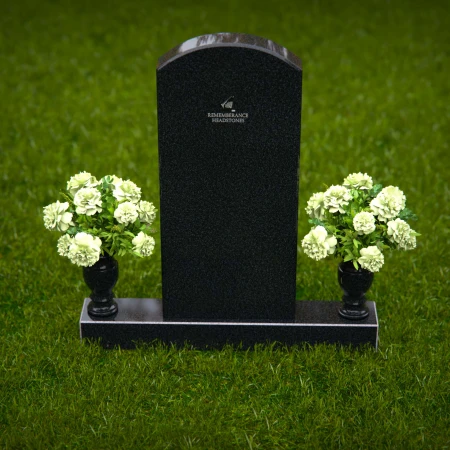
[1,0,449,448]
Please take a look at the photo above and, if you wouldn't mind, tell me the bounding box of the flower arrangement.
[301,173,419,272]
[43,172,157,267]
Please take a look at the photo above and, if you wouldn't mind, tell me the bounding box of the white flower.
[387,218,409,244]
[114,201,139,225]
[305,192,326,220]
[68,232,102,267]
[370,186,406,222]
[343,172,373,190]
[67,171,99,196]
[387,218,417,250]
[358,246,384,272]
[402,233,417,251]
[353,211,376,235]
[110,175,124,187]
[132,232,155,256]
[43,201,74,232]
[99,174,119,186]
[138,201,157,225]
[73,187,102,216]
[57,234,73,257]
[100,174,123,188]
[301,226,337,261]
[323,185,352,214]
[112,180,141,204]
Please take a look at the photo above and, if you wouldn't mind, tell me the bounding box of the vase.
[83,254,119,318]
[338,261,373,320]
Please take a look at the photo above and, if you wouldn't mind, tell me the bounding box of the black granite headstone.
[79,33,379,349]
[157,33,302,323]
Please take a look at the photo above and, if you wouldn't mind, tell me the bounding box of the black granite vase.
[338,261,373,320]
[83,254,118,318]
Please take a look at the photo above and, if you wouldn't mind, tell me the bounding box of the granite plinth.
[79,298,378,349]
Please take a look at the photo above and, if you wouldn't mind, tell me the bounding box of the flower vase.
[83,254,119,318]
[338,261,373,320]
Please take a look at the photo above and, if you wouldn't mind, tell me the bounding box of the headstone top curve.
[157,33,302,71]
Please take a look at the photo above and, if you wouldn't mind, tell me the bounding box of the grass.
[0,0,449,448]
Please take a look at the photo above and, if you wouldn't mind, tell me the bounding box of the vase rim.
[100,253,114,259]
[339,261,372,275]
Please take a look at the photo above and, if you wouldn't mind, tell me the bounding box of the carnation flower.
[370,186,406,222]
[43,201,74,232]
[138,201,157,225]
[353,211,376,235]
[132,232,155,256]
[358,246,384,272]
[323,185,352,214]
[110,175,123,187]
[387,218,417,250]
[99,174,120,186]
[73,187,102,216]
[112,175,122,183]
[57,234,73,257]
[301,226,337,261]
[113,180,141,204]
[305,192,326,220]
[67,171,99,196]
[343,172,373,190]
[68,232,102,267]
[401,233,417,251]
[114,201,139,225]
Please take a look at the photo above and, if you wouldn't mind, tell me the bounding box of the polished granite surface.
[157,33,302,323]
[80,299,378,349]
[158,32,301,69]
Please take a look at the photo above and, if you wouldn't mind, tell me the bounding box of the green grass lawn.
[1,0,449,448]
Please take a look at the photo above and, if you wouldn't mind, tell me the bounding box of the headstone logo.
[207,96,248,123]
[221,96,235,112]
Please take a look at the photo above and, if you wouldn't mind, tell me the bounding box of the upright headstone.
[80,33,379,349]
[157,33,302,322]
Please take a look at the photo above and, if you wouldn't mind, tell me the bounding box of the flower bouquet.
[301,172,419,319]
[43,171,157,266]
[43,172,157,317]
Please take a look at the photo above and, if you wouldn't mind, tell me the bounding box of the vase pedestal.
[79,298,378,349]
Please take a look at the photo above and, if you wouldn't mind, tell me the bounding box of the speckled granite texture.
[157,33,302,322]
[80,299,378,349]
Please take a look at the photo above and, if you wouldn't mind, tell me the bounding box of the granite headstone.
[157,33,302,323]
[80,33,379,349]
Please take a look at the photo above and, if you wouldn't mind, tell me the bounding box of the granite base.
[79,298,378,349]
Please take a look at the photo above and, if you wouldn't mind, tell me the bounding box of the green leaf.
[67,226,78,236]
[308,218,325,227]
[398,208,418,221]
[60,191,73,203]
[369,184,383,197]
